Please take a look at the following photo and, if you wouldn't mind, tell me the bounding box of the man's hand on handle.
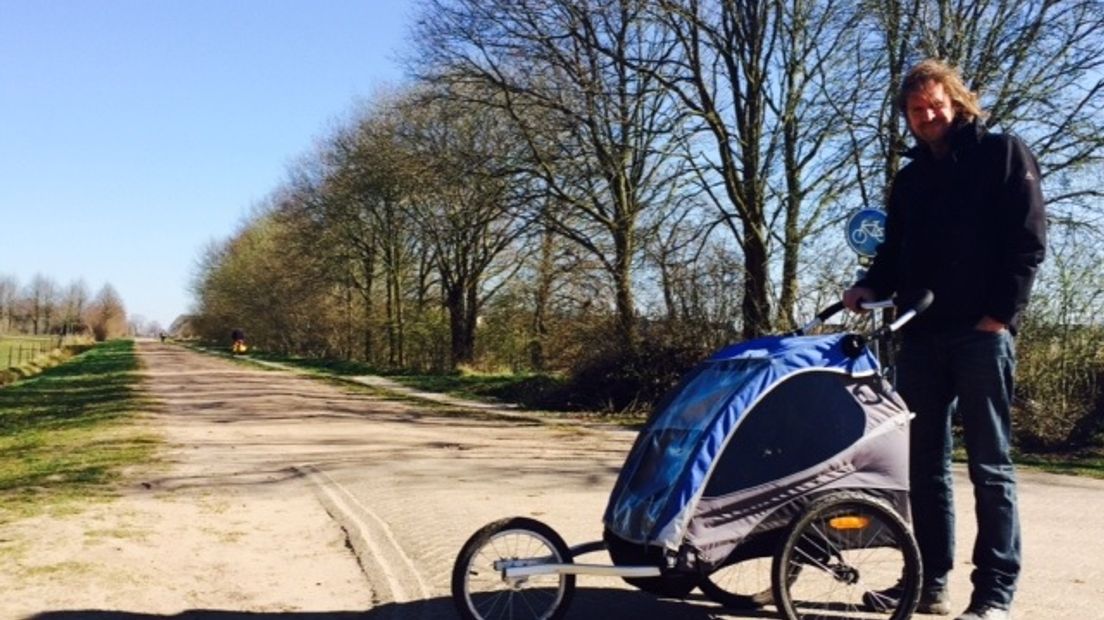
[842,286,876,313]
[975,315,1007,333]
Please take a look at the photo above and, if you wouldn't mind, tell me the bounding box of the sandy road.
[0,342,379,619]
[1,341,1102,619]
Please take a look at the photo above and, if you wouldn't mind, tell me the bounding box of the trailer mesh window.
[703,371,865,496]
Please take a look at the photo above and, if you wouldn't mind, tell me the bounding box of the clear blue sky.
[0,0,415,329]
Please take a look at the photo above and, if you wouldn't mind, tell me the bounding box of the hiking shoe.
[863,583,951,615]
[954,605,1011,620]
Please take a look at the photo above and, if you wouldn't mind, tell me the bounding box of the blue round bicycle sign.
[845,208,886,257]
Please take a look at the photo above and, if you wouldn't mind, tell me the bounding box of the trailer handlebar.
[795,289,933,339]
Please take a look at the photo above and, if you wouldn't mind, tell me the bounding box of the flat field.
[0,336,61,369]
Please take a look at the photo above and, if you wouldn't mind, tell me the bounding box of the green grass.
[245,350,574,410]
[389,372,570,409]
[0,340,159,519]
[951,445,1104,479]
[246,350,381,376]
[1014,450,1104,478]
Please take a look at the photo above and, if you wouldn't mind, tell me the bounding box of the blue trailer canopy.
[603,332,908,561]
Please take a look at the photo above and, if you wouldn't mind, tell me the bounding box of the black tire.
[699,556,775,610]
[699,531,795,610]
[452,517,576,620]
[701,557,802,610]
[772,493,920,620]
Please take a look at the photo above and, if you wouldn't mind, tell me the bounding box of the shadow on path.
[27,588,773,619]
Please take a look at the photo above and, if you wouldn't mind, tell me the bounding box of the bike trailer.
[602,331,912,595]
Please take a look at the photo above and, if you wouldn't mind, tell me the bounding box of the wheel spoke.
[702,555,774,610]
[776,497,919,620]
[453,518,574,620]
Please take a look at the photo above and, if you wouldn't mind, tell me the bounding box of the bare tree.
[280,145,377,361]
[632,0,869,335]
[86,283,127,342]
[341,114,424,368]
[278,102,428,367]
[191,209,335,355]
[26,274,59,335]
[0,274,17,334]
[642,0,783,338]
[414,0,687,350]
[395,91,529,367]
[843,0,926,202]
[529,210,559,370]
[766,0,875,328]
[61,279,90,336]
[128,314,147,337]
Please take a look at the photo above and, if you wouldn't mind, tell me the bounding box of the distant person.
[159,332,166,343]
[231,328,247,354]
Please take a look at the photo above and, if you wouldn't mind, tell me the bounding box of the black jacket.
[858,120,1046,333]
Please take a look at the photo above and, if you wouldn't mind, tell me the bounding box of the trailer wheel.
[452,516,575,620]
[773,493,920,620]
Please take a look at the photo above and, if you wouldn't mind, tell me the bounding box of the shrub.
[562,326,715,413]
[1015,320,1104,451]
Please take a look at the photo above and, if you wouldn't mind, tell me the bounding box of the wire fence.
[0,336,66,369]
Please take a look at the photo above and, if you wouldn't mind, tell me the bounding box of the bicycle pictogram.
[845,208,887,258]
[849,217,885,246]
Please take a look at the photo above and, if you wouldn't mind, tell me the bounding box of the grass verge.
[950,444,1104,479]
[1013,449,1104,479]
[241,350,574,410]
[0,338,94,386]
[388,372,571,410]
[0,340,159,520]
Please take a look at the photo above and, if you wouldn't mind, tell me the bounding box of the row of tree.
[0,274,129,342]
[191,0,1104,447]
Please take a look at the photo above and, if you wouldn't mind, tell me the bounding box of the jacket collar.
[904,118,985,163]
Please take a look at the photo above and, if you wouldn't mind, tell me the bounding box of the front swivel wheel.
[452,517,575,620]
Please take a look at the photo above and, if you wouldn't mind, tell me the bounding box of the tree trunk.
[392,260,405,368]
[384,241,405,368]
[463,280,479,364]
[777,95,802,332]
[444,281,476,369]
[742,224,771,339]
[612,226,637,351]
[529,224,555,371]
[360,253,376,363]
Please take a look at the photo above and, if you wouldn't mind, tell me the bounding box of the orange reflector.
[829,515,870,530]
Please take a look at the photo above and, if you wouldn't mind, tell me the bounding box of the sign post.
[844,207,890,369]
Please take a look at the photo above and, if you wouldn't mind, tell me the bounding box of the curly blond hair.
[896,59,986,122]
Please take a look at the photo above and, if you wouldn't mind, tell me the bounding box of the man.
[843,59,1046,620]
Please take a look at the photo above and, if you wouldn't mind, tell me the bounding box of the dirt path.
[1,341,1102,619]
[0,342,377,619]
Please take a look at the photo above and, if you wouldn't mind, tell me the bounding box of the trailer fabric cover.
[683,371,910,569]
[603,332,906,559]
